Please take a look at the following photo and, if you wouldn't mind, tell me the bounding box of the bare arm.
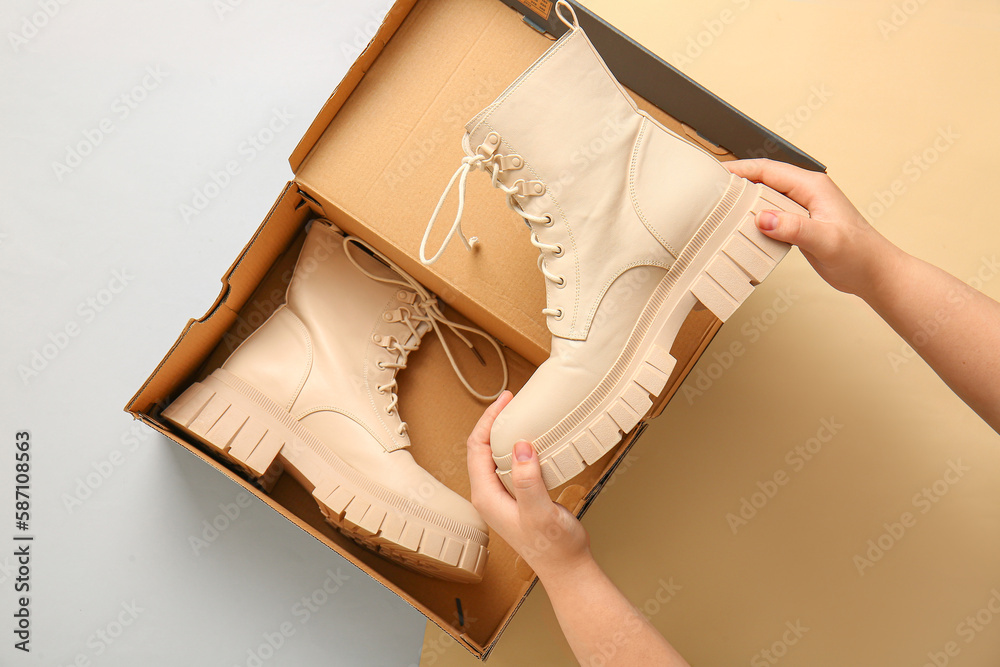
[537,557,688,667]
[727,159,1000,433]
[467,392,690,667]
[865,252,1000,429]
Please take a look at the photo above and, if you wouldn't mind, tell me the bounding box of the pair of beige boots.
[164,1,805,582]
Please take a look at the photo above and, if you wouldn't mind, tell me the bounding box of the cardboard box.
[126,0,822,658]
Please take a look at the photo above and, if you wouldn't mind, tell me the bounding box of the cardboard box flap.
[289,0,558,364]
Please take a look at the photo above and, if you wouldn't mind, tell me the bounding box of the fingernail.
[757,211,778,230]
[514,441,533,462]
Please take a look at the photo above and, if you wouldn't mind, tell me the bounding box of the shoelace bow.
[342,234,509,434]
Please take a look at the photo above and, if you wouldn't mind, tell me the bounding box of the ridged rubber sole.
[163,369,489,583]
[496,178,807,491]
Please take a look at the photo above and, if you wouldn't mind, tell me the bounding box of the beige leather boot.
[164,220,506,582]
[421,1,808,492]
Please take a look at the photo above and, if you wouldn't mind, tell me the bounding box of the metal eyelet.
[376,361,386,370]
[541,214,553,227]
[554,309,564,320]
[555,276,566,288]
[553,244,564,257]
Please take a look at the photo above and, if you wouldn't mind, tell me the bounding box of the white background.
[0,0,429,665]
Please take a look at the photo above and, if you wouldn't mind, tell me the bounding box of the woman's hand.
[466,390,592,581]
[726,158,904,300]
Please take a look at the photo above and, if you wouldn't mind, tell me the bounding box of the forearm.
[863,247,1000,432]
[538,556,689,667]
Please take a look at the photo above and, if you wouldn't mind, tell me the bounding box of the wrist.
[855,232,910,306]
[533,548,597,589]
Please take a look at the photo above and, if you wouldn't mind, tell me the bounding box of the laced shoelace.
[420,136,567,321]
[341,234,509,435]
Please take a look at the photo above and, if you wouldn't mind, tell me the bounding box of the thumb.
[755,209,825,256]
[508,441,554,519]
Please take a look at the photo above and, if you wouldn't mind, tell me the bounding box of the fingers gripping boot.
[423,1,808,491]
[164,221,507,582]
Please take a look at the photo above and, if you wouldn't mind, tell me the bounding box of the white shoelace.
[342,234,508,434]
[420,137,566,321]
[418,1,578,322]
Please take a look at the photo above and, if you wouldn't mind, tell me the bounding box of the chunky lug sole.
[163,368,489,583]
[496,177,807,492]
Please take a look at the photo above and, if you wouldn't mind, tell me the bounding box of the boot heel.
[691,183,804,321]
[163,373,286,483]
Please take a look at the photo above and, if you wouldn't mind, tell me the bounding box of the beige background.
[420,0,1000,665]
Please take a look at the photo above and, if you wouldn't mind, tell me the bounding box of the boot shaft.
[224,222,425,449]
[287,221,420,359]
[223,221,505,451]
[459,8,732,341]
